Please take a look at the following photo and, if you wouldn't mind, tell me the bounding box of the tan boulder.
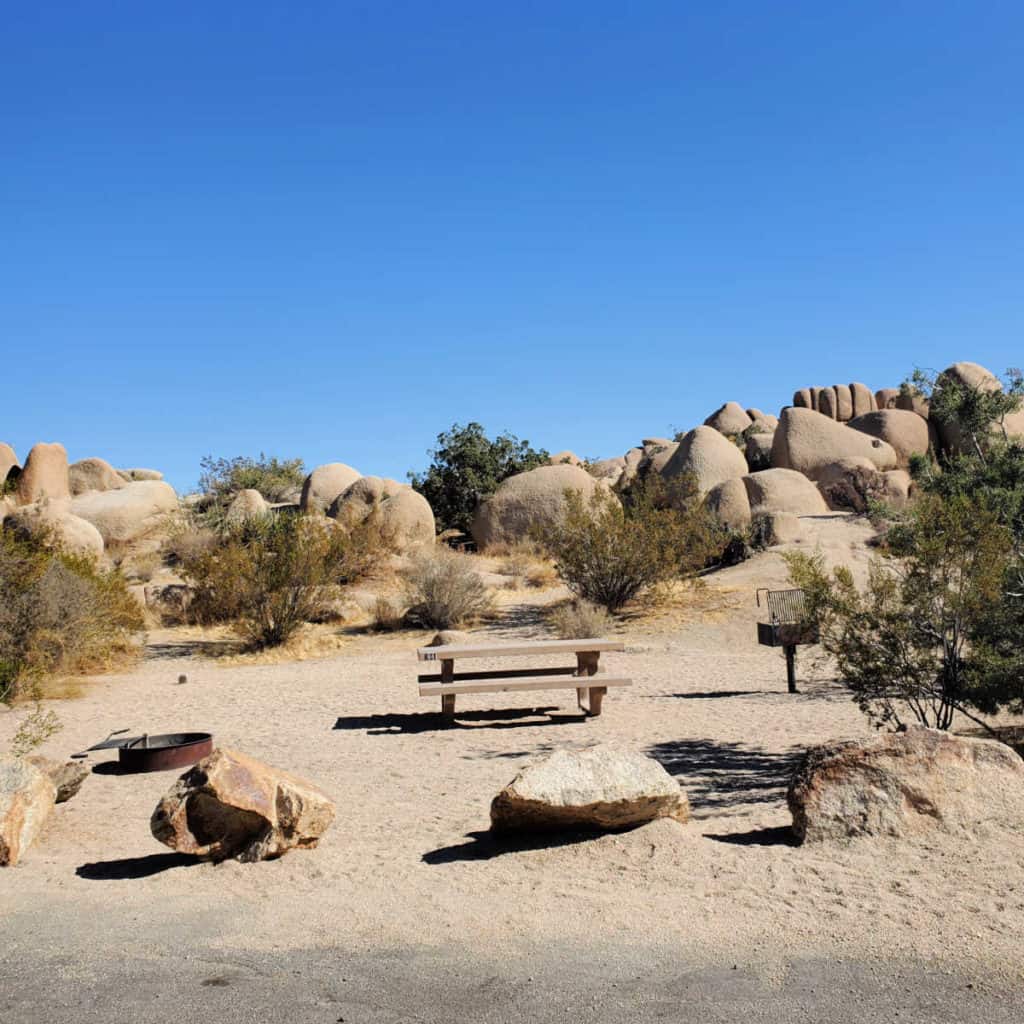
[640,440,678,477]
[848,409,931,467]
[875,388,900,410]
[849,382,876,417]
[817,387,838,419]
[69,457,126,496]
[662,426,747,494]
[329,476,435,549]
[742,468,828,516]
[809,386,824,411]
[744,431,774,471]
[754,510,804,546]
[117,468,164,482]
[789,727,1024,843]
[299,463,361,514]
[3,500,106,557]
[547,450,582,466]
[815,457,884,512]
[1,759,56,866]
[747,411,778,433]
[704,478,751,532]
[470,464,607,549]
[832,384,853,421]
[588,456,627,487]
[771,407,897,479]
[71,480,178,545]
[704,402,753,436]
[882,469,913,509]
[224,488,270,525]
[16,443,69,505]
[151,748,336,862]
[490,745,689,833]
[793,388,812,409]
[933,362,1024,453]
[25,756,89,804]
[0,443,18,489]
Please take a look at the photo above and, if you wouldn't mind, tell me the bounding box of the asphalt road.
[2,944,1018,1024]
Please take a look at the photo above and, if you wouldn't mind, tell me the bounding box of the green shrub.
[198,453,306,504]
[409,422,549,534]
[537,477,725,612]
[403,547,493,629]
[178,514,366,646]
[0,531,144,702]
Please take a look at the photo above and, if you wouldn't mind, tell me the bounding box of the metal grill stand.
[756,588,819,693]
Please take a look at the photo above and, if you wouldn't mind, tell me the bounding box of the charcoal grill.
[756,588,819,693]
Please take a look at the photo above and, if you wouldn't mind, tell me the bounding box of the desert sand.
[3,515,1024,1017]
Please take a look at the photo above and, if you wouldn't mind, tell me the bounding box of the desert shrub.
[332,507,398,586]
[409,422,549,534]
[537,477,725,612]
[162,523,219,568]
[548,600,612,639]
[403,547,493,629]
[818,465,891,515]
[198,453,306,504]
[786,492,1014,731]
[177,514,353,647]
[0,530,145,702]
[370,595,406,632]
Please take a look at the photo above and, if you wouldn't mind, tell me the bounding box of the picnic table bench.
[416,638,631,718]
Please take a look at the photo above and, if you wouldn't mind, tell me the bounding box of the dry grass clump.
[548,599,612,639]
[403,547,494,629]
[0,530,145,703]
[370,595,406,632]
[495,540,559,590]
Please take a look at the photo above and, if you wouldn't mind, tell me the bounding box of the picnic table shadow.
[334,707,586,734]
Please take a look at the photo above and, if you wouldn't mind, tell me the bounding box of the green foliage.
[9,690,62,758]
[402,547,493,629]
[786,493,1015,731]
[408,422,549,534]
[198,453,306,504]
[537,476,725,612]
[0,530,144,703]
[177,512,389,646]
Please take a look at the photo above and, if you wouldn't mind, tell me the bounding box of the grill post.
[785,644,797,694]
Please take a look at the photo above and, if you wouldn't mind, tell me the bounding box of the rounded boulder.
[662,426,747,495]
[770,407,898,479]
[704,402,753,436]
[329,476,435,550]
[848,409,931,467]
[742,468,828,516]
[70,480,178,545]
[300,463,362,514]
[69,457,126,496]
[16,442,69,505]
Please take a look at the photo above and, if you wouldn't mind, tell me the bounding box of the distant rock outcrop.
[771,408,897,479]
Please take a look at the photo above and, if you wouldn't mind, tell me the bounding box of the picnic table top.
[415,638,625,661]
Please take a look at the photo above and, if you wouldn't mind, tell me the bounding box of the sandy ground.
[3,515,1024,1020]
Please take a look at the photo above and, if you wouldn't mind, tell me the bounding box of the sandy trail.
[3,515,1023,993]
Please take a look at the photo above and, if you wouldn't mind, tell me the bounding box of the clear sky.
[3,2,1022,492]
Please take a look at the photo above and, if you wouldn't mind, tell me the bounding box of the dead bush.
[370,595,406,631]
[548,600,612,639]
[403,548,493,629]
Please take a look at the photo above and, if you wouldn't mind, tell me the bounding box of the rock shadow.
[423,829,601,865]
[76,853,198,880]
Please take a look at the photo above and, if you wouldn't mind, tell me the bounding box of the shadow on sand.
[334,707,586,734]
[423,828,602,865]
[76,853,198,880]
[704,825,798,847]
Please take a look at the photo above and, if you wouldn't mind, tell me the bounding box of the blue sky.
[3,2,1022,492]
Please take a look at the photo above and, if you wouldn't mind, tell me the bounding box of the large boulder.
[817,387,839,419]
[224,488,270,525]
[793,388,812,409]
[704,402,753,436]
[849,382,876,417]
[788,727,1024,843]
[742,468,828,516]
[1,759,56,866]
[71,480,178,545]
[848,409,931,467]
[639,440,678,478]
[547,450,582,467]
[875,388,900,410]
[3,500,105,557]
[704,477,751,532]
[299,463,361,514]
[933,362,1024,453]
[662,426,747,495]
[588,456,627,487]
[69,457,126,496]
[771,407,898,479]
[490,745,689,833]
[16,442,69,505]
[815,457,885,513]
[0,443,18,490]
[25,756,89,804]
[151,748,336,863]
[471,464,607,549]
[117,468,164,482]
[833,384,854,422]
[329,476,435,549]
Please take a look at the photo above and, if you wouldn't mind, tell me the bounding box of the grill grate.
[756,588,807,625]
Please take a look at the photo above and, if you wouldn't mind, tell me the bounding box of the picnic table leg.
[440,658,456,718]
[576,651,603,716]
